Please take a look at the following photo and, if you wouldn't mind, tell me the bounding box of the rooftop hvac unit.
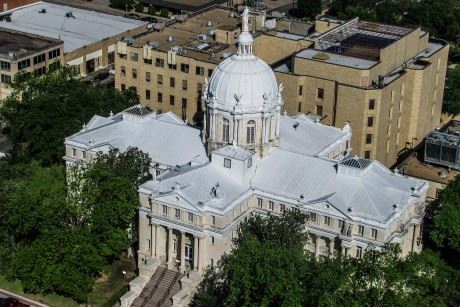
[65,11,75,18]
[209,30,216,36]
[167,35,174,42]
[148,41,159,48]
[176,14,188,22]
[153,23,165,31]
[206,20,213,27]
[8,51,16,58]
[197,34,208,41]
[39,8,46,14]
[123,36,133,45]
[222,52,231,59]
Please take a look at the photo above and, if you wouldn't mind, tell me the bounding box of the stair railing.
[157,272,182,306]
[142,267,167,306]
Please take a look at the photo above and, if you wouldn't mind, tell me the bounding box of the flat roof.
[130,7,240,64]
[139,0,228,11]
[0,2,146,53]
[0,27,62,59]
[296,49,377,69]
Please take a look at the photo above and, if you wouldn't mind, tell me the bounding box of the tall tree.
[443,65,460,115]
[0,67,138,165]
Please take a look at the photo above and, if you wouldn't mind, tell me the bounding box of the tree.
[135,3,144,13]
[110,0,134,10]
[0,67,138,165]
[160,8,169,18]
[148,5,156,15]
[297,0,322,19]
[443,65,460,115]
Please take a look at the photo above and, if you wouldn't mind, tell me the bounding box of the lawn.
[0,253,137,307]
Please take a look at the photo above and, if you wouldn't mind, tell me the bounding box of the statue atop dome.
[242,7,249,32]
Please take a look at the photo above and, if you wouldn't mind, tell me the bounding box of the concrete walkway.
[0,288,49,307]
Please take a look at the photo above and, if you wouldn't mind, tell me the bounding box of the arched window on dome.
[222,118,230,143]
[247,120,255,145]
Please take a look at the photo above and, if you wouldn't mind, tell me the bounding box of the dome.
[205,7,281,113]
[208,55,279,113]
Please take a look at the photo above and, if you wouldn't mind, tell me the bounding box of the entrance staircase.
[131,266,182,307]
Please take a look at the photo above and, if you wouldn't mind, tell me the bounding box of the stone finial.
[81,123,86,131]
[242,6,249,32]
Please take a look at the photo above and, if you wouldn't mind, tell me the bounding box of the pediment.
[153,192,201,213]
[303,200,349,219]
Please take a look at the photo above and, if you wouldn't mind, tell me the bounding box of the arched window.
[246,120,255,144]
[222,118,230,143]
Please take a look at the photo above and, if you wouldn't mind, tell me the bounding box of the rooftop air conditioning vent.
[148,41,159,48]
[8,51,16,58]
[167,35,174,42]
[39,8,46,14]
[222,52,231,59]
[65,11,75,18]
[198,34,208,41]
[123,36,133,45]
[206,20,213,27]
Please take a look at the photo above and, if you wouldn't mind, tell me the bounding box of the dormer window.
[224,158,231,168]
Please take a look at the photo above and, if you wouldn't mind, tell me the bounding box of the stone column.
[180,231,186,273]
[261,115,265,144]
[193,236,199,270]
[329,238,335,256]
[154,224,159,258]
[168,228,174,267]
[314,235,320,258]
[198,235,206,271]
[150,223,154,257]
[232,116,237,143]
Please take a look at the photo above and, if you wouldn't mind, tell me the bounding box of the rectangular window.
[48,48,60,59]
[182,80,187,90]
[364,150,371,159]
[169,95,175,105]
[211,216,216,226]
[145,90,151,100]
[317,88,324,99]
[224,158,231,168]
[196,66,204,76]
[197,83,203,95]
[208,68,213,77]
[72,148,76,156]
[175,208,180,219]
[33,53,45,65]
[34,67,46,76]
[298,102,302,112]
[170,77,175,88]
[247,157,252,168]
[316,105,323,116]
[280,204,286,213]
[257,198,263,208]
[367,117,374,127]
[145,72,151,82]
[129,52,138,62]
[132,68,137,79]
[144,58,152,65]
[162,205,168,215]
[338,220,344,230]
[369,99,375,110]
[181,98,187,108]
[155,58,164,67]
[358,225,364,236]
[356,246,363,258]
[180,63,189,73]
[168,64,177,70]
[120,66,126,76]
[366,134,372,144]
[371,228,378,239]
[211,236,215,245]
[309,212,316,222]
[157,92,163,103]
[0,61,11,71]
[0,74,11,84]
[120,84,126,91]
[82,151,87,159]
[298,85,303,95]
[269,201,274,211]
[324,216,331,226]
[188,212,193,222]
[157,74,163,85]
[18,59,30,70]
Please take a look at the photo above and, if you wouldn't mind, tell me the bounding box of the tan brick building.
[114,7,448,166]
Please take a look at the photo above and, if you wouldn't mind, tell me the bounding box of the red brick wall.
[0,0,38,12]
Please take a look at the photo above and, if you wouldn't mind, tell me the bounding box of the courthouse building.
[115,10,428,306]
[114,6,448,167]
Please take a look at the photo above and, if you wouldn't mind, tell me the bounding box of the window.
[128,86,137,93]
[49,61,60,71]
[34,67,46,76]
[257,198,263,208]
[173,238,177,252]
[132,68,137,79]
[366,134,372,144]
[224,158,231,168]
[33,53,45,65]
[208,68,213,77]
[169,95,175,105]
[0,74,11,84]
[145,90,151,100]
[211,215,216,226]
[72,148,76,156]
[119,53,127,60]
[367,117,374,127]
[310,212,316,222]
[358,225,364,236]
[82,151,87,159]
[222,118,230,143]
[435,188,442,199]
[162,205,168,215]
[316,105,323,116]
[371,228,378,240]
[317,88,324,99]
[170,77,175,88]
[369,99,375,110]
[129,52,138,62]
[364,151,371,159]
[48,48,60,59]
[158,92,163,103]
[269,201,274,211]
[246,120,255,144]
[182,80,187,90]
[175,208,180,219]
[155,58,164,67]
[18,59,30,70]
[188,212,194,223]
[196,66,204,75]
[324,216,331,226]
[338,220,344,230]
[0,61,11,71]
[298,102,302,113]
[280,204,286,213]
[180,63,189,73]
[211,236,215,245]
[197,83,203,95]
[121,84,126,91]
[298,85,303,95]
[181,98,187,108]
[168,64,177,70]
[120,66,126,76]
[247,157,252,168]
[145,72,151,82]
[356,246,363,258]
[157,74,163,85]
[144,58,152,65]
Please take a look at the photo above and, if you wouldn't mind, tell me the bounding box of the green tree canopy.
[0,66,138,165]
[443,65,460,115]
